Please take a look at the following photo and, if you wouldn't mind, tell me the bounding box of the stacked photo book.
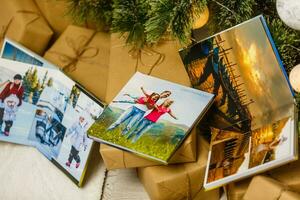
[0,15,298,197]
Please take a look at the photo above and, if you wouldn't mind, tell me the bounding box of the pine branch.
[111,0,150,49]
[209,0,256,32]
[146,0,207,44]
[267,17,300,73]
[66,0,113,29]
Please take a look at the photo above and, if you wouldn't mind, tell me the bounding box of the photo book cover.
[179,15,297,189]
[88,72,214,163]
[0,56,104,186]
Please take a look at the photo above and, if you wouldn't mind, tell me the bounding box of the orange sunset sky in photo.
[217,18,293,129]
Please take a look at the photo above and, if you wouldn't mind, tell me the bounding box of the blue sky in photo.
[111,72,214,127]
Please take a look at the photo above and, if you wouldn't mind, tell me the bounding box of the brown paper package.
[34,0,73,38]
[0,0,53,55]
[137,135,219,200]
[105,33,191,103]
[243,175,300,200]
[102,33,196,169]
[267,157,300,193]
[44,25,110,101]
[227,178,251,200]
[100,127,197,170]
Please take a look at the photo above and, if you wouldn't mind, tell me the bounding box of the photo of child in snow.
[26,77,104,183]
[65,115,89,169]
[54,86,103,181]
[88,72,214,162]
[0,59,57,145]
[0,58,104,184]
[0,74,24,136]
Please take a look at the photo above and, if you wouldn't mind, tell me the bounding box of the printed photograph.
[0,39,57,69]
[249,117,290,168]
[88,72,214,162]
[28,85,72,159]
[207,117,292,183]
[54,86,104,181]
[180,17,293,132]
[28,78,104,181]
[179,16,296,188]
[2,42,43,66]
[0,59,64,145]
[0,58,104,184]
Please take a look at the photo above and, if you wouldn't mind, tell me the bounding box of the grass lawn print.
[88,72,214,163]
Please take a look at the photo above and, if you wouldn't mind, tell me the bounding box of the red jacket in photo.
[0,82,24,106]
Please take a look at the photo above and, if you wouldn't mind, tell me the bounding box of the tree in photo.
[22,68,53,104]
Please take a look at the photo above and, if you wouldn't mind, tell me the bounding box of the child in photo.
[0,74,24,136]
[65,115,88,168]
[107,87,170,134]
[127,99,178,143]
[2,96,19,136]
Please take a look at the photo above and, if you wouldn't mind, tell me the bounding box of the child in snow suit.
[65,116,88,168]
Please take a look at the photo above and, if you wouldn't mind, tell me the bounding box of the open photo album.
[179,15,298,190]
[88,72,214,163]
[0,41,105,186]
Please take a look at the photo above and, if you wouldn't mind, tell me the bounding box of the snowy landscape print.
[0,58,104,184]
[0,59,72,145]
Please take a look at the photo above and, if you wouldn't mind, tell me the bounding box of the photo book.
[0,39,105,186]
[179,15,298,190]
[88,72,214,163]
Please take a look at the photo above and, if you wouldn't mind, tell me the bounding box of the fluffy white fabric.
[0,142,105,200]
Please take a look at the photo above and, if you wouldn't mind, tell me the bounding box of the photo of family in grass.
[88,72,214,162]
[108,87,175,143]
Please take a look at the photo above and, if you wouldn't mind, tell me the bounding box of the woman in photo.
[0,74,24,136]
[127,99,177,143]
[107,87,167,135]
[65,116,88,169]
[255,136,287,154]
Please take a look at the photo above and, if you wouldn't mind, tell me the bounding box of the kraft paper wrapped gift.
[267,157,300,193]
[137,135,219,200]
[0,0,53,55]
[227,178,251,200]
[44,25,110,101]
[100,127,197,170]
[102,35,195,169]
[105,33,191,102]
[34,0,73,38]
[243,175,300,200]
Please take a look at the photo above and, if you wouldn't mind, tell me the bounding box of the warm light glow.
[289,64,300,92]
[193,6,210,29]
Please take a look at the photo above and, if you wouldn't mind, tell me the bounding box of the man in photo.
[108,87,171,135]
[127,99,178,143]
[65,115,88,169]
[0,74,24,136]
